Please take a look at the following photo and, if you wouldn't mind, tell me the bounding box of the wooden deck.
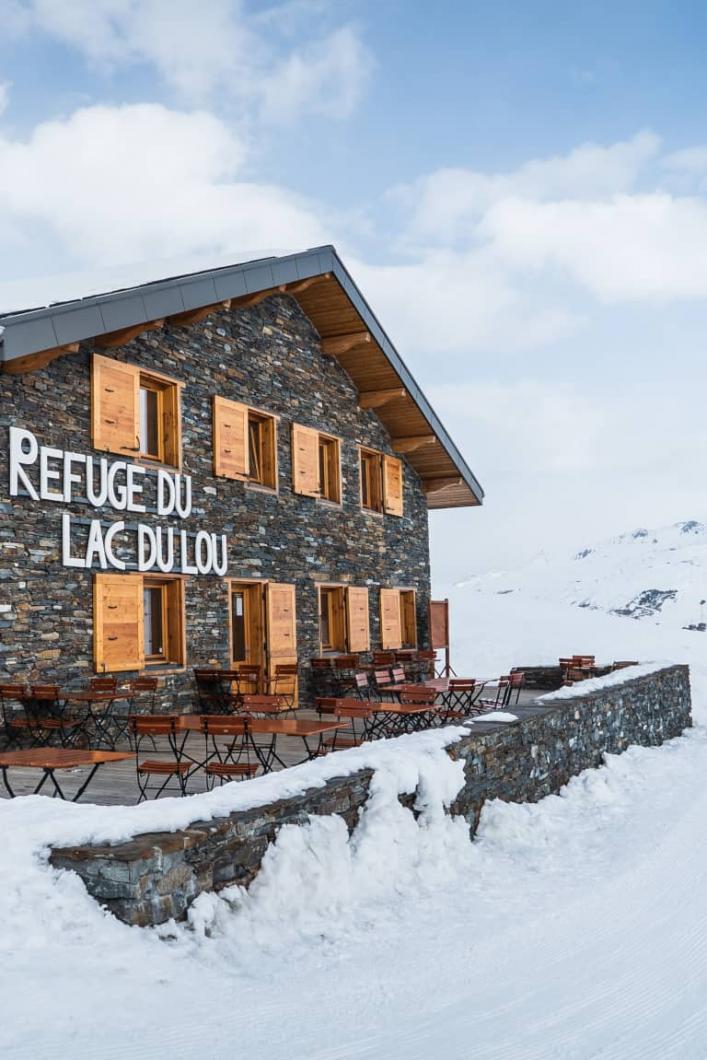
[0,693,537,805]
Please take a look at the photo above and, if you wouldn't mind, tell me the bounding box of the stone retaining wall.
[50,664,692,926]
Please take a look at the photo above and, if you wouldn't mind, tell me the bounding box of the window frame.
[317,431,342,504]
[316,583,348,654]
[246,407,278,492]
[399,588,418,648]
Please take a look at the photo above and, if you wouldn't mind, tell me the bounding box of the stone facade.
[50,664,692,926]
[0,294,432,707]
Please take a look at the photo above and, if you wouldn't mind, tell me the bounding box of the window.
[92,354,182,467]
[248,411,277,489]
[143,581,166,660]
[213,396,277,489]
[360,449,383,512]
[318,434,341,503]
[93,573,185,672]
[359,448,404,517]
[292,424,341,502]
[317,584,370,653]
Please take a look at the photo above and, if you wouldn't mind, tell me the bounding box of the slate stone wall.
[0,295,432,707]
[50,664,692,926]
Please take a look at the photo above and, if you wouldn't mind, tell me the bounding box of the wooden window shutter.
[165,580,186,666]
[266,582,297,666]
[213,396,249,479]
[291,424,320,497]
[93,573,144,673]
[91,354,140,457]
[383,456,404,516]
[380,588,402,650]
[346,587,370,653]
[266,582,298,702]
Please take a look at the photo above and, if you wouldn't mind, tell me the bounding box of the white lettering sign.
[12,428,227,575]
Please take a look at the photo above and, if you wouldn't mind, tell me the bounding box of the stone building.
[0,247,483,707]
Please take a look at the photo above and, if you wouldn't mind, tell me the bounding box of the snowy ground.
[2,579,707,1058]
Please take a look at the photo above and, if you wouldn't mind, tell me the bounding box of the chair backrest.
[241,694,285,713]
[572,655,595,666]
[90,676,118,692]
[373,668,392,688]
[372,651,395,666]
[194,669,223,685]
[201,716,248,736]
[612,660,639,670]
[274,663,298,677]
[128,677,159,691]
[449,679,475,691]
[311,657,333,671]
[508,672,525,688]
[235,664,262,677]
[30,684,61,700]
[391,665,406,684]
[128,714,179,735]
[354,671,370,693]
[400,685,437,705]
[316,697,338,714]
[333,654,358,670]
[0,683,27,699]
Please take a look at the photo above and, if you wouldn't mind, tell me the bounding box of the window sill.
[361,506,385,519]
[244,481,279,496]
[317,497,343,510]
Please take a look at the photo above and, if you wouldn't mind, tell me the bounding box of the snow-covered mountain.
[457,520,707,633]
[444,520,706,682]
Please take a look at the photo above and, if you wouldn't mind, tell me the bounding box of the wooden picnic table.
[0,748,133,800]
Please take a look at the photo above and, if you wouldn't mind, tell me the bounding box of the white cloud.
[351,252,580,356]
[482,193,707,302]
[15,0,372,122]
[391,132,660,248]
[0,103,328,267]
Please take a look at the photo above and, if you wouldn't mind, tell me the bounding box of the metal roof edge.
[0,245,483,504]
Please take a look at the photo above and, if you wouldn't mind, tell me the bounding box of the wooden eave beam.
[2,342,80,375]
[321,331,372,357]
[392,434,436,454]
[168,300,231,327]
[358,387,406,410]
[424,476,463,494]
[286,273,331,295]
[95,319,164,349]
[231,285,286,310]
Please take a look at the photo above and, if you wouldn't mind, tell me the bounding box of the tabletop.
[0,749,133,768]
[176,715,344,736]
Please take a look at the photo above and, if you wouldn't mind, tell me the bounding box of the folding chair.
[478,677,510,713]
[193,669,231,714]
[416,649,437,679]
[200,716,259,787]
[129,715,190,801]
[444,679,478,716]
[26,685,82,748]
[231,664,262,695]
[506,670,525,705]
[0,684,28,748]
[269,663,298,710]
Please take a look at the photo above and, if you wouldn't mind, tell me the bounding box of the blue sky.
[2,1,707,582]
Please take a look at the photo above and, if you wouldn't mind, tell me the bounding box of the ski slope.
[2,525,707,1059]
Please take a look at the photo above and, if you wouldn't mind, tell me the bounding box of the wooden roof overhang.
[0,247,483,509]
